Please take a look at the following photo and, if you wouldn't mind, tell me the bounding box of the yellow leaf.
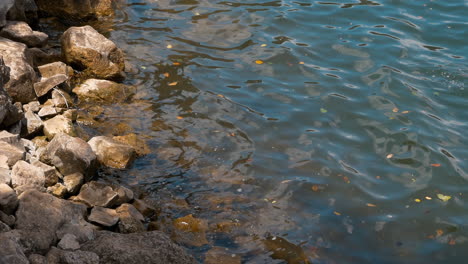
[299,62,305,65]
[386,154,394,159]
[255,60,264,65]
[333,211,341,216]
[366,203,377,207]
[167,44,173,49]
[401,111,410,114]
[425,196,432,200]
[173,62,181,66]
[163,73,170,78]
[168,82,178,86]
[437,194,451,202]
[261,44,267,47]
[176,116,183,120]
[392,107,399,113]
[414,198,421,203]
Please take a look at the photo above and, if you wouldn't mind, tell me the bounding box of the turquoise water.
[90,0,467,263]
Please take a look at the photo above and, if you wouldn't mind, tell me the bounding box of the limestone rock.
[15,190,88,254]
[0,183,18,214]
[73,79,135,104]
[23,110,43,136]
[39,133,97,180]
[43,114,76,140]
[51,89,73,108]
[47,183,67,198]
[56,223,96,244]
[88,206,118,227]
[0,231,29,264]
[0,37,37,103]
[0,21,47,47]
[36,0,114,20]
[116,203,145,233]
[57,233,80,250]
[63,172,83,195]
[0,142,25,168]
[88,136,136,169]
[0,167,11,184]
[28,254,47,264]
[61,26,124,80]
[38,61,73,79]
[23,100,40,113]
[37,105,60,118]
[11,160,45,192]
[34,74,68,97]
[75,181,118,208]
[81,231,197,264]
[114,185,133,205]
[31,160,59,187]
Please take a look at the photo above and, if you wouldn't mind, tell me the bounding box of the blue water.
[88,0,468,263]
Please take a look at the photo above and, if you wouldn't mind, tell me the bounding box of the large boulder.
[0,37,37,103]
[81,231,197,264]
[11,160,45,192]
[0,21,47,47]
[15,190,88,254]
[46,247,100,264]
[39,133,97,181]
[74,181,118,208]
[61,26,124,80]
[88,136,136,169]
[35,0,113,20]
[73,79,135,104]
[0,231,29,264]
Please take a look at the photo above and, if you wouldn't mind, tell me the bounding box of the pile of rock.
[0,1,196,263]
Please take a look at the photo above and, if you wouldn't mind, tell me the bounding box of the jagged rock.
[31,160,59,187]
[75,181,118,208]
[113,133,150,156]
[0,155,9,168]
[6,0,38,25]
[0,220,11,232]
[23,110,43,136]
[0,0,15,27]
[116,203,145,233]
[0,141,25,168]
[11,160,45,192]
[36,0,114,20]
[26,47,62,68]
[43,114,76,140]
[34,74,68,97]
[88,206,119,227]
[63,172,83,195]
[114,185,133,205]
[23,100,40,113]
[81,231,197,264]
[51,89,72,108]
[56,223,96,244]
[0,183,18,214]
[0,57,24,127]
[61,26,124,80]
[28,254,47,264]
[0,231,29,264]
[205,247,241,264]
[46,247,100,264]
[73,79,135,104]
[0,37,37,103]
[39,133,97,180]
[38,61,73,79]
[57,233,80,250]
[132,199,156,218]
[0,210,15,226]
[15,190,88,254]
[0,21,47,47]
[0,168,11,184]
[47,183,67,198]
[88,136,136,169]
[37,105,61,118]
[62,109,77,122]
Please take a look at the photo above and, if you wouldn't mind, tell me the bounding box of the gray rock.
[7,0,38,25]
[132,198,156,218]
[56,223,96,244]
[43,114,76,140]
[88,136,136,169]
[0,231,29,264]
[75,181,118,208]
[58,233,80,250]
[116,203,145,233]
[37,105,60,118]
[0,141,25,167]
[24,110,43,136]
[15,190,88,254]
[29,254,47,264]
[0,167,11,184]
[0,37,37,103]
[0,220,11,232]
[0,210,15,226]
[46,247,100,264]
[34,74,68,97]
[40,133,97,180]
[26,47,62,68]
[23,100,40,113]
[0,183,18,214]
[88,206,119,227]
[81,231,197,264]
[0,21,47,47]
[73,79,135,104]
[38,61,74,79]
[63,172,84,195]
[0,0,15,27]
[31,160,59,187]
[11,160,45,192]
[115,185,133,205]
[62,26,124,80]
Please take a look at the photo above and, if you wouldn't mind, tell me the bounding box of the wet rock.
[47,183,67,198]
[34,74,68,97]
[11,160,45,192]
[63,172,84,195]
[23,100,40,113]
[113,133,150,156]
[81,231,197,264]
[39,133,97,180]
[63,109,77,122]
[0,183,18,214]
[38,61,73,79]
[116,203,145,233]
[88,206,119,227]
[37,105,60,118]
[36,0,114,20]
[0,21,47,47]
[15,190,88,254]
[46,247,100,264]
[0,167,11,184]
[43,114,76,140]
[75,181,118,208]
[173,214,209,247]
[0,231,29,264]
[73,79,135,104]
[61,26,125,80]
[132,198,156,218]
[88,136,136,169]
[23,110,43,136]
[205,247,242,264]
[114,185,134,205]
[28,254,47,264]
[51,89,73,108]
[261,235,310,264]
[56,223,96,244]
[0,0,15,27]
[26,47,62,68]
[0,37,37,103]
[58,233,80,250]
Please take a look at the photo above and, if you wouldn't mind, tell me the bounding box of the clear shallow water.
[73,0,468,263]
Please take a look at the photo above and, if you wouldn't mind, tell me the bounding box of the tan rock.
[43,115,76,140]
[88,136,136,169]
[0,21,47,47]
[73,79,135,104]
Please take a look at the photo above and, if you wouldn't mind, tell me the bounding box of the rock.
[73,79,135,104]
[6,0,38,25]
[63,172,84,195]
[114,185,133,205]
[37,105,60,118]
[47,183,67,198]
[46,247,100,264]
[116,203,145,233]
[88,136,136,169]
[23,100,40,112]
[56,223,96,244]
[0,183,18,214]
[43,114,76,140]
[33,74,68,97]
[0,220,11,232]
[0,167,11,184]
[31,160,59,187]
[61,26,124,80]
[173,214,209,247]
[0,141,25,167]
[11,160,45,192]
[0,210,15,226]
[75,181,118,207]
[29,254,47,264]
[81,231,197,264]
[38,61,73,79]
[23,110,43,136]
[40,133,97,180]
[15,190,88,254]
[113,133,150,156]
[63,109,77,122]
[132,199,156,218]
[88,206,119,227]
[0,231,29,264]
[26,47,62,68]
[0,21,47,47]
[0,58,24,128]
[58,233,80,250]
[51,89,72,108]
[0,155,9,168]
[36,0,114,20]
[0,37,37,103]
[31,136,47,148]
[0,0,15,27]
[205,247,241,264]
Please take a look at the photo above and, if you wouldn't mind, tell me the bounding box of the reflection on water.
[55,0,468,262]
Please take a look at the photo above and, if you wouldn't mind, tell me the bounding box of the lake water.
[57,0,468,263]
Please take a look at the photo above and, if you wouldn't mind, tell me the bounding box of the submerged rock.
[204,247,241,264]
[173,214,209,247]
[61,25,125,80]
[88,136,136,169]
[35,0,114,20]
[0,21,47,47]
[73,79,135,104]
[113,133,150,156]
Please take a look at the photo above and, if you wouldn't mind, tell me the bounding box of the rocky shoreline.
[0,1,197,263]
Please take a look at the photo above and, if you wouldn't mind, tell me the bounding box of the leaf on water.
[255,60,264,65]
[173,62,181,66]
[392,107,399,113]
[448,238,456,245]
[333,211,341,216]
[299,62,305,64]
[401,110,410,114]
[320,108,328,113]
[168,82,178,86]
[425,196,432,200]
[176,116,183,120]
[141,66,147,69]
[217,94,224,98]
[163,73,170,78]
[366,203,377,207]
[436,229,444,237]
[386,154,394,159]
[437,194,451,202]
[311,185,319,192]
[167,44,173,49]
[414,198,421,203]
[431,163,441,167]
[261,44,267,47]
